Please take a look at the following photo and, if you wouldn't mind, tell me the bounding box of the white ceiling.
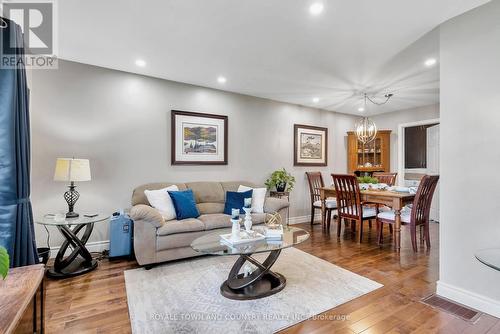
[58,0,490,115]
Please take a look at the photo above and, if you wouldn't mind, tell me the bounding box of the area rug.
[124,248,382,334]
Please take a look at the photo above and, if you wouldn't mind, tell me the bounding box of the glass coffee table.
[36,213,109,278]
[191,226,309,300]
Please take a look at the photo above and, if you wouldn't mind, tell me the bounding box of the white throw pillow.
[144,185,179,221]
[238,185,267,213]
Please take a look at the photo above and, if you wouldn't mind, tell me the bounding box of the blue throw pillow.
[224,190,253,215]
[167,189,200,220]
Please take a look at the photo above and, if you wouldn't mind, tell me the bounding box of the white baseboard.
[288,214,322,225]
[48,240,110,258]
[436,280,500,318]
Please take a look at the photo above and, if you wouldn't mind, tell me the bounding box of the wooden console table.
[0,264,45,334]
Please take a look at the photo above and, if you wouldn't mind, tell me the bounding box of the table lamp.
[54,158,91,218]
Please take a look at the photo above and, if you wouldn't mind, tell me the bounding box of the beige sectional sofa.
[130,181,289,267]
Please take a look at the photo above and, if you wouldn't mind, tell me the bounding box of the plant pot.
[276,183,287,192]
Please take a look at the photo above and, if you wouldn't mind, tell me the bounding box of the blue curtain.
[0,18,38,267]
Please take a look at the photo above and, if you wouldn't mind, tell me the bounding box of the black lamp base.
[64,181,80,219]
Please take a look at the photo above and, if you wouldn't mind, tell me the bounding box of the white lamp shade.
[54,158,91,182]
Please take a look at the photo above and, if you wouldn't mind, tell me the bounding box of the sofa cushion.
[198,213,232,230]
[157,229,212,251]
[197,203,225,215]
[238,185,267,213]
[224,190,253,215]
[144,185,179,221]
[252,213,267,225]
[185,182,225,203]
[132,182,187,206]
[156,218,205,236]
[221,181,257,193]
[168,189,200,220]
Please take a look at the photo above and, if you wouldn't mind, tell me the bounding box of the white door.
[426,124,440,221]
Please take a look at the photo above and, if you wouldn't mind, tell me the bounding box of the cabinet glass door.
[357,137,382,168]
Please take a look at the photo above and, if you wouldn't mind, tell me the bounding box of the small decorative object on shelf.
[53,158,92,218]
[265,168,295,192]
[230,218,240,241]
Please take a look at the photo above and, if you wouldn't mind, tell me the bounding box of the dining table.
[319,187,415,252]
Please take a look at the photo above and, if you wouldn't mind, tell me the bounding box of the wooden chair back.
[332,174,362,220]
[411,175,439,227]
[373,172,398,186]
[305,172,325,203]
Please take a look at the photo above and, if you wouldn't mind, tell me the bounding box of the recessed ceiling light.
[217,76,227,84]
[312,97,320,103]
[425,58,437,67]
[135,59,146,67]
[309,2,324,15]
[358,107,365,112]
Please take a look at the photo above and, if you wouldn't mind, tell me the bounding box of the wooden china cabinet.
[347,130,391,175]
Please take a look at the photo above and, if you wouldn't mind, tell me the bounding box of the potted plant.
[0,246,9,280]
[265,168,296,192]
[357,175,379,184]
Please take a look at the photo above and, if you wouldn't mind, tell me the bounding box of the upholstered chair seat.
[377,210,411,223]
[313,198,337,209]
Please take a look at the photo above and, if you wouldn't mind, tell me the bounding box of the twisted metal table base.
[46,223,98,279]
[220,249,286,300]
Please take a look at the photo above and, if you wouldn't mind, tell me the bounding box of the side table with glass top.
[191,226,309,300]
[36,213,109,278]
[475,249,500,271]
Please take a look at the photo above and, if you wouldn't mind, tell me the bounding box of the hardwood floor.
[43,222,499,333]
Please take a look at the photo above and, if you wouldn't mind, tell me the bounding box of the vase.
[243,207,253,232]
[276,183,286,192]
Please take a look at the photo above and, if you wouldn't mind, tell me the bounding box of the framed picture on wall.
[294,124,328,166]
[171,110,228,165]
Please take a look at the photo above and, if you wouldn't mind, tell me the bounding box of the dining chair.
[305,172,337,228]
[376,175,439,252]
[369,172,399,226]
[331,174,377,242]
[372,172,398,186]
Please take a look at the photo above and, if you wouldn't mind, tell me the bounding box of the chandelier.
[355,117,377,144]
[354,92,393,144]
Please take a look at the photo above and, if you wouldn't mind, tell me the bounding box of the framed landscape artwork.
[171,110,228,165]
[294,124,328,166]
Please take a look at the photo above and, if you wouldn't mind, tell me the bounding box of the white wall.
[371,104,439,172]
[30,60,356,247]
[437,0,500,317]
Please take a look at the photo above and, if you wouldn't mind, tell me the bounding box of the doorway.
[397,118,440,222]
